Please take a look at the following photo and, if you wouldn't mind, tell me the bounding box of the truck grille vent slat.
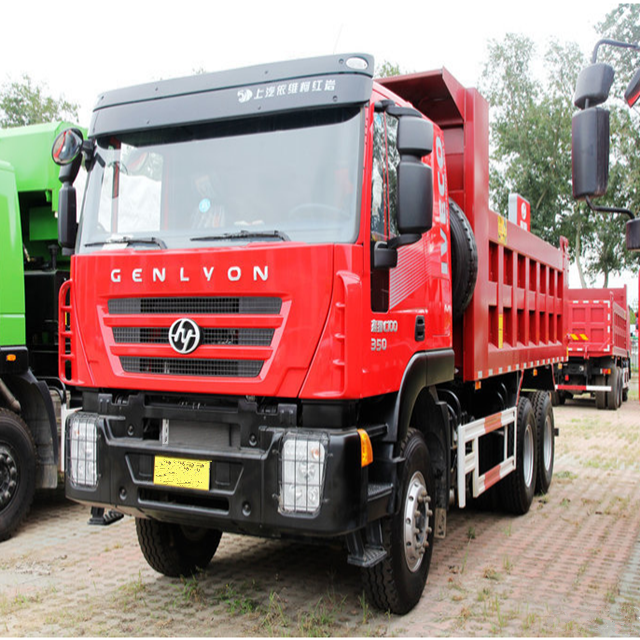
[113,327,274,346]
[120,357,263,378]
[108,297,282,315]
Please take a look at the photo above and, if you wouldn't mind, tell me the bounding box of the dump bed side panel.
[567,287,630,358]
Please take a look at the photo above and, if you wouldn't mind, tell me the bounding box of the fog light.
[279,432,328,515]
[67,412,98,488]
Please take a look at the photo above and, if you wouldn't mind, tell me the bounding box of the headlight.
[67,413,98,488]
[279,432,328,515]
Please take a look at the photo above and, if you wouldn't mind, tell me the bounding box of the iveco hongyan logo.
[168,318,201,354]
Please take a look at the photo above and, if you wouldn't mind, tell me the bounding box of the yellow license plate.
[153,456,210,491]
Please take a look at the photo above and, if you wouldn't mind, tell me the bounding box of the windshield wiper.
[84,236,167,249]
[190,229,290,242]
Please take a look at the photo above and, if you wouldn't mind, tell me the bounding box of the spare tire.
[449,199,478,320]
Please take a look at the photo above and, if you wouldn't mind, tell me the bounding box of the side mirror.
[397,116,433,157]
[573,63,615,109]
[625,68,640,107]
[397,161,433,235]
[627,218,640,251]
[52,128,85,251]
[396,116,434,236]
[52,128,84,166]
[571,107,610,199]
[58,183,78,250]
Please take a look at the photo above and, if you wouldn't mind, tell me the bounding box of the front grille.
[120,357,263,378]
[113,327,274,346]
[109,297,282,315]
[109,296,280,380]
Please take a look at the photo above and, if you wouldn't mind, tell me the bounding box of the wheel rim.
[523,423,534,488]
[543,415,553,471]
[0,445,19,510]
[403,471,432,573]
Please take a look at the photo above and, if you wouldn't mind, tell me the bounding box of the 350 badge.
[370,319,398,351]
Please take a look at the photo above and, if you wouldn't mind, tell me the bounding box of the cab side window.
[371,112,400,242]
[371,111,400,312]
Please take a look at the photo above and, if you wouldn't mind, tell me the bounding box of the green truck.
[0,121,80,540]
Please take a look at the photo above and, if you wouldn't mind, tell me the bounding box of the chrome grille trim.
[120,357,263,378]
[108,297,282,315]
[113,327,274,346]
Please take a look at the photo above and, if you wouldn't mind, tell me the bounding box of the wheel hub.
[523,422,534,488]
[403,471,432,572]
[543,415,553,470]
[0,446,18,510]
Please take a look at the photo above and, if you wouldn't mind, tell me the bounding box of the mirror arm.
[585,195,635,220]
[591,38,640,63]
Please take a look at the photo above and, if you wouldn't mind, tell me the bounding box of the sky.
[2,0,637,301]
[3,0,624,124]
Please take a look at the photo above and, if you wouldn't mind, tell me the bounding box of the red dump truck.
[556,286,631,409]
[52,54,568,614]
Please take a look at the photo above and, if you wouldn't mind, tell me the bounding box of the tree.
[591,4,640,283]
[479,27,640,287]
[0,74,79,128]
[480,34,594,285]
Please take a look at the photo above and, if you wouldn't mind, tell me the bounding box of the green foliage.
[375,60,404,78]
[480,35,588,273]
[593,4,640,282]
[480,18,640,287]
[0,74,79,128]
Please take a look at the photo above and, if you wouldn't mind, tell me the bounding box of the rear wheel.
[530,392,554,495]
[617,367,624,407]
[361,428,435,614]
[136,518,222,577]
[498,397,537,515]
[606,367,621,410]
[0,409,36,542]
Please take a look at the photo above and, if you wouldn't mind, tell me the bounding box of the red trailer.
[54,55,569,614]
[556,286,631,409]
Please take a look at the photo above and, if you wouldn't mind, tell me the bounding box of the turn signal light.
[6,354,16,362]
[357,429,373,467]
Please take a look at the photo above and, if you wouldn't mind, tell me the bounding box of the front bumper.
[64,392,370,538]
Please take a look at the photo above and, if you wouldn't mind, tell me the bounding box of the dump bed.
[567,287,630,359]
[380,70,569,382]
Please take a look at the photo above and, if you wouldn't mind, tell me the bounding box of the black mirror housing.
[58,183,78,250]
[573,63,615,109]
[397,117,433,157]
[627,218,640,252]
[397,160,433,235]
[572,107,610,199]
[372,241,399,269]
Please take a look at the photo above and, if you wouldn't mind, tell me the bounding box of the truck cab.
[56,54,568,614]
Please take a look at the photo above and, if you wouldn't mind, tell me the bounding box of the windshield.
[77,107,363,251]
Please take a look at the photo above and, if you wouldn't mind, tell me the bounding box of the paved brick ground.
[1,387,638,636]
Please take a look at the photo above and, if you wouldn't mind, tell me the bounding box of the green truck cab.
[0,121,80,540]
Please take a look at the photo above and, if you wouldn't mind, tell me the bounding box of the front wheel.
[0,409,37,542]
[361,428,435,614]
[136,518,222,577]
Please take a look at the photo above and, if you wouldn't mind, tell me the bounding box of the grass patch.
[217,582,258,615]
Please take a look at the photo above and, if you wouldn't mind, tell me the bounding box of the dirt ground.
[1,383,639,637]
